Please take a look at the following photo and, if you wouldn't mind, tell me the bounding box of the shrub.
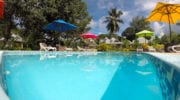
[141,43,148,51]
[153,44,165,52]
[122,39,130,48]
[128,46,136,51]
[120,48,129,52]
[22,48,32,50]
[97,43,111,51]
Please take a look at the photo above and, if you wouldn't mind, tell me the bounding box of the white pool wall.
[146,52,180,100]
[0,51,9,100]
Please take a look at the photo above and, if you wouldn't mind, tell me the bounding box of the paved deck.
[0,86,9,100]
[147,52,180,69]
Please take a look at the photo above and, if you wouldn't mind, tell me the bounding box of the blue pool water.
[2,52,163,100]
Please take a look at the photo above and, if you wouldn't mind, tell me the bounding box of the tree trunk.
[1,21,12,49]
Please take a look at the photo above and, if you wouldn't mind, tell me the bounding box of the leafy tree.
[0,0,91,50]
[0,0,21,49]
[159,32,180,51]
[121,27,135,41]
[104,8,123,37]
[152,36,161,44]
[122,16,152,41]
[130,16,152,33]
[170,32,180,44]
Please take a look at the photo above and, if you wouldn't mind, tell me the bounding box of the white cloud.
[168,0,180,3]
[97,0,115,10]
[87,19,97,28]
[151,22,180,37]
[118,0,125,8]
[134,0,180,12]
[134,0,158,12]
[97,0,106,9]
[142,2,157,11]
[87,16,107,34]
[121,10,133,23]
[96,16,107,34]
[152,22,165,35]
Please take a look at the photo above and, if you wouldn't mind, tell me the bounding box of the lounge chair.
[136,47,143,52]
[77,46,97,52]
[65,47,73,51]
[148,46,156,52]
[39,43,57,51]
[77,46,86,51]
[169,44,180,53]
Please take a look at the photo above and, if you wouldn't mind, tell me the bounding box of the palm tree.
[104,8,123,36]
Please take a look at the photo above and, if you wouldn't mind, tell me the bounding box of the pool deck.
[147,52,180,70]
[0,86,9,100]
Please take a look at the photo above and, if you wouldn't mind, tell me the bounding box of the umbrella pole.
[167,14,171,43]
[168,23,171,43]
[145,34,146,44]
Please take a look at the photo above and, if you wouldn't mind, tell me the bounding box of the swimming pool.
[0,51,179,100]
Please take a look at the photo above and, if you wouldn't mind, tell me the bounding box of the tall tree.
[121,27,135,41]
[0,0,91,50]
[130,16,152,33]
[0,0,21,49]
[122,16,152,41]
[104,8,123,37]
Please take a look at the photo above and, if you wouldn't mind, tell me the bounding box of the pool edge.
[145,52,180,100]
[145,52,180,71]
[0,51,9,100]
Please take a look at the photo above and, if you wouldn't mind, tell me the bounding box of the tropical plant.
[104,8,123,37]
[133,39,140,48]
[141,43,149,51]
[153,44,164,52]
[97,43,111,51]
[122,39,130,48]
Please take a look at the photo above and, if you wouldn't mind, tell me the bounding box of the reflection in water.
[81,66,96,72]
[5,70,10,75]
[138,58,148,67]
[135,70,152,75]
[147,85,161,94]
[39,53,57,60]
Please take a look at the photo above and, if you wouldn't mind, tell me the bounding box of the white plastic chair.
[148,46,156,52]
[171,44,180,53]
[39,43,57,51]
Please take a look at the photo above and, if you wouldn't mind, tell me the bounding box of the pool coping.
[0,51,9,100]
[145,52,180,71]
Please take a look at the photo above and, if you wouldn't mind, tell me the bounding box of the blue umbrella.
[43,19,77,32]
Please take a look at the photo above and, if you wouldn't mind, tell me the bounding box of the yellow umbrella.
[146,2,180,43]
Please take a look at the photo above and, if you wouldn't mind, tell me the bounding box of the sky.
[83,0,180,37]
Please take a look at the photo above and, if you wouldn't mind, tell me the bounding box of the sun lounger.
[148,46,156,52]
[136,47,143,52]
[77,46,97,52]
[77,46,86,51]
[169,44,180,53]
[39,43,57,51]
[65,47,73,51]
